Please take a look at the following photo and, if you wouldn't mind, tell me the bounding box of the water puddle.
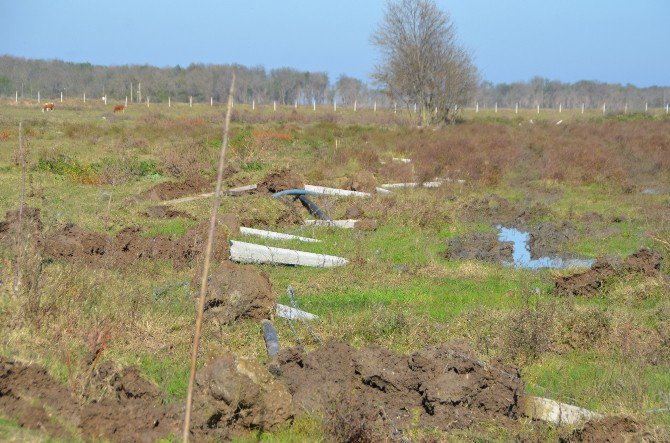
[497,226,594,270]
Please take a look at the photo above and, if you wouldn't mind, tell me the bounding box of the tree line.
[0,54,668,110]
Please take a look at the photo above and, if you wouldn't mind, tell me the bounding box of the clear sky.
[1,0,668,87]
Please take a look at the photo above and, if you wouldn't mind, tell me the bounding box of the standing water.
[497,226,594,270]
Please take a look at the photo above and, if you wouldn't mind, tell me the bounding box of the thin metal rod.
[182,75,235,442]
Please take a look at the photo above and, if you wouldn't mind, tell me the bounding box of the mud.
[0,206,43,236]
[528,221,578,259]
[203,261,277,324]
[347,170,377,193]
[554,249,663,297]
[40,215,237,268]
[445,232,514,262]
[193,353,293,438]
[0,358,182,442]
[276,340,523,436]
[143,205,195,220]
[567,416,644,442]
[257,169,305,194]
[142,175,212,201]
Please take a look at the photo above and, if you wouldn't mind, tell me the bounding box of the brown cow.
[42,102,55,112]
[113,105,125,113]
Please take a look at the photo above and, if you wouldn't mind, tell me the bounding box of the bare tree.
[371,0,478,125]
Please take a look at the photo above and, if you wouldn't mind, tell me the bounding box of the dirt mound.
[528,221,578,258]
[344,204,364,219]
[445,232,513,262]
[347,171,377,193]
[257,169,305,194]
[193,353,293,438]
[143,205,195,220]
[40,215,237,268]
[567,416,642,442]
[354,218,378,231]
[276,340,523,436]
[554,248,663,297]
[143,175,212,201]
[202,261,276,324]
[0,357,182,442]
[0,206,43,235]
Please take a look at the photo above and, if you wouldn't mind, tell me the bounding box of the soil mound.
[354,218,378,231]
[445,232,513,262]
[193,354,293,437]
[203,261,276,324]
[554,248,663,297]
[347,171,377,193]
[143,175,212,202]
[40,215,238,268]
[276,340,523,436]
[344,204,364,219]
[143,205,195,220]
[257,169,305,194]
[528,221,578,258]
[567,416,642,442]
[0,206,43,235]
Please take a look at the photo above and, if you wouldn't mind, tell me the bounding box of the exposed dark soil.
[554,248,663,297]
[143,205,195,220]
[347,170,377,193]
[344,204,364,219]
[566,416,644,442]
[276,340,523,437]
[528,221,578,259]
[0,206,43,235]
[142,175,212,202]
[354,218,379,231]
[37,215,238,269]
[257,169,305,194]
[202,261,277,325]
[0,358,182,442]
[445,232,514,262]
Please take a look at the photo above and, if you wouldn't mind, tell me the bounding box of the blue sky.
[1,0,668,87]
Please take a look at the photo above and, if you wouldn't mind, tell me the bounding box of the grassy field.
[0,99,669,441]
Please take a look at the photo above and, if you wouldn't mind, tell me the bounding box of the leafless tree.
[371,0,479,125]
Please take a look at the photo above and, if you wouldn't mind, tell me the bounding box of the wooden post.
[37,91,40,103]
[603,103,606,114]
[252,99,255,110]
[645,102,648,113]
[374,101,376,112]
[353,100,357,112]
[60,91,63,103]
[581,103,584,114]
[15,91,17,103]
[394,102,397,114]
[84,92,86,103]
[169,96,171,107]
[666,104,669,114]
[147,97,150,107]
[273,101,276,111]
[125,96,128,107]
[559,103,562,113]
[333,99,337,111]
[189,96,192,107]
[475,102,479,113]
[211,97,213,106]
[294,100,297,109]
[494,102,498,113]
[515,103,518,114]
[104,95,107,105]
[313,99,316,111]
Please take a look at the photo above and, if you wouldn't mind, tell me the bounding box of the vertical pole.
[60,91,63,103]
[211,97,213,106]
[38,91,40,103]
[394,102,397,114]
[666,104,669,114]
[374,101,376,112]
[537,104,540,114]
[273,101,276,111]
[104,96,107,105]
[603,103,606,114]
[353,100,357,112]
[494,102,497,113]
[334,99,336,112]
[138,82,141,103]
[624,103,627,114]
[252,99,255,110]
[475,102,479,113]
[294,100,297,109]
[125,96,128,107]
[147,97,150,107]
[559,103,562,113]
[84,92,86,103]
[169,96,171,107]
[645,102,648,113]
[414,103,417,112]
[313,99,316,111]
[190,96,192,107]
[130,82,133,103]
[15,91,17,103]
[515,103,518,114]
[581,103,584,114]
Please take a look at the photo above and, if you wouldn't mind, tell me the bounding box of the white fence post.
[537,104,540,114]
[313,99,316,111]
[666,104,669,114]
[38,91,40,103]
[15,91,17,103]
[475,102,479,113]
[60,91,63,103]
[353,100,357,112]
[168,96,171,107]
[515,102,518,114]
[603,103,606,114]
[252,99,255,110]
[645,102,648,113]
[273,101,276,111]
[104,95,107,105]
[125,96,128,107]
[334,99,337,111]
[494,102,498,113]
[581,103,584,114]
[374,101,376,112]
[559,103,562,113]
[189,96,192,107]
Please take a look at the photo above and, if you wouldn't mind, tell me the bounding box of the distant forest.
[1,55,668,110]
